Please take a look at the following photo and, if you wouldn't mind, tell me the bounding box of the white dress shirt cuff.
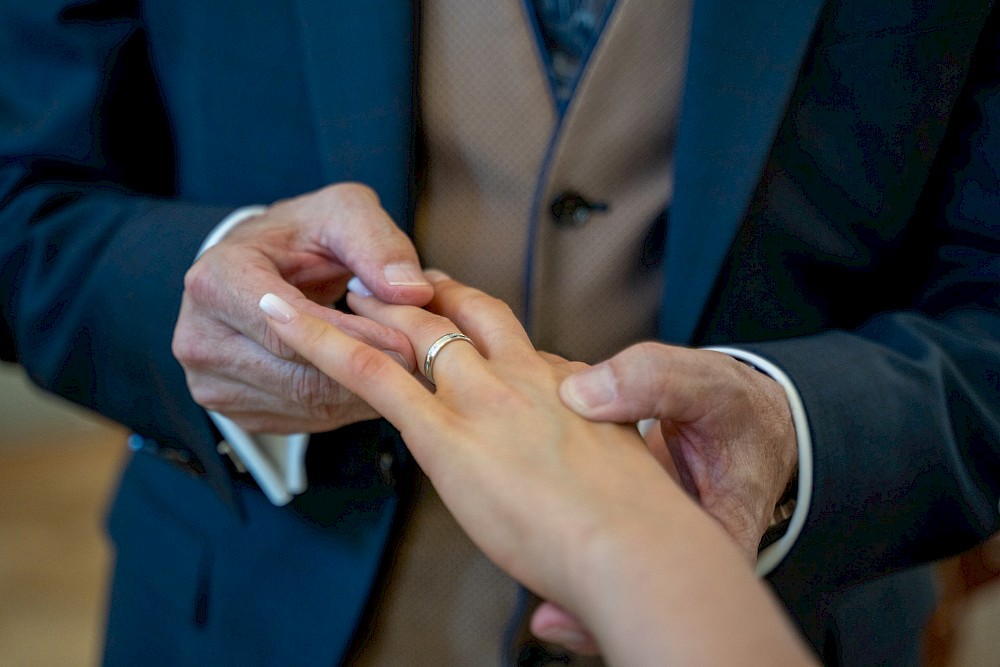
[208,412,308,506]
[703,346,814,577]
[196,205,310,507]
[196,205,269,257]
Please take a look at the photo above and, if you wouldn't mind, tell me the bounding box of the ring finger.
[347,291,484,390]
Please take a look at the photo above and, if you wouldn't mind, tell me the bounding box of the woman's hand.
[261,271,672,604]
[258,272,816,666]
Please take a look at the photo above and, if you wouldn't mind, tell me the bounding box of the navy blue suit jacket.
[2,1,999,664]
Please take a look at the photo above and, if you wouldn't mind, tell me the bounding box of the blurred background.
[1,362,997,666]
[0,363,126,666]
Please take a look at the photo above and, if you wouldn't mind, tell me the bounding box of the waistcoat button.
[549,191,608,227]
[378,451,396,486]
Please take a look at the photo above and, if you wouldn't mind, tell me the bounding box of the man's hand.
[257,282,815,665]
[172,183,433,434]
[530,342,798,654]
[560,342,798,558]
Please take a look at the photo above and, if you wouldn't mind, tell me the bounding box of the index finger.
[258,293,438,431]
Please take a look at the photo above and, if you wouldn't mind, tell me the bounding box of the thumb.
[312,183,434,306]
[559,342,716,424]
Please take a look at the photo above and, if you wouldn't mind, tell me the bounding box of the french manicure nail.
[347,276,373,297]
[563,365,617,410]
[637,418,659,437]
[259,293,298,323]
[384,262,430,287]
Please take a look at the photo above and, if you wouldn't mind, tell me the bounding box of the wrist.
[196,205,268,260]
[576,495,814,665]
[702,346,814,575]
[567,480,703,627]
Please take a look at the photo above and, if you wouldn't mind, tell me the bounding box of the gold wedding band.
[423,333,475,385]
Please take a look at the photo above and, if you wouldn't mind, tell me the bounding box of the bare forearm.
[574,498,817,666]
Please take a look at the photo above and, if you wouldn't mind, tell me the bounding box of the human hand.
[260,272,673,614]
[257,275,814,665]
[172,183,432,433]
[528,414,685,656]
[528,345,798,654]
[559,343,799,562]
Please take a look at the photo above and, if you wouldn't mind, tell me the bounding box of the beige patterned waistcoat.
[351,0,690,663]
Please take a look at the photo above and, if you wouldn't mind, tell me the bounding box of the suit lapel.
[290,0,827,340]
[292,0,417,229]
[659,0,827,344]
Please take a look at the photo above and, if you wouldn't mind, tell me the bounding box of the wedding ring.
[423,332,475,385]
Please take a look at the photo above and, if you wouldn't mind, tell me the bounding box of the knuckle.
[320,183,382,224]
[333,181,379,203]
[188,383,228,411]
[465,291,507,317]
[286,365,325,408]
[630,341,667,365]
[171,330,214,369]
[625,341,674,383]
[181,260,218,302]
[285,364,346,411]
[410,317,448,343]
[482,382,534,413]
[170,329,192,363]
[344,345,396,387]
[261,325,299,361]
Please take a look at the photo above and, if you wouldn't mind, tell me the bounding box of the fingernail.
[384,262,430,287]
[347,276,373,297]
[637,418,658,437]
[563,365,617,410]
[423,268,451,283]
[535,627,592,654]
[259,293,298,323]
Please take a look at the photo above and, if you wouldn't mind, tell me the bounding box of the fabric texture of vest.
[416,0,691,363]
[353,1,691,664]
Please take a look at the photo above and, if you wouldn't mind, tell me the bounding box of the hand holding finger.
[266,182,433,305]
[260,287,672,614]
[347,270,532,366]
[559,343,798,560]
[258,293,435,430]
[259,286,811,666]
[173,182,428,433]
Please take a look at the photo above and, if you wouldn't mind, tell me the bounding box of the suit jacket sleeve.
[741,11,1000,591]
[0,3,228,458]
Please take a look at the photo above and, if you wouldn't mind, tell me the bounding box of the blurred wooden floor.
[0,365,127,667]
[0,365,997,666]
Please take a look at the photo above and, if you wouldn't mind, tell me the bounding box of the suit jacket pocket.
[107,452,212,626]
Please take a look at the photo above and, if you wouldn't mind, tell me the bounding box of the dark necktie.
[533,0,612,100]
